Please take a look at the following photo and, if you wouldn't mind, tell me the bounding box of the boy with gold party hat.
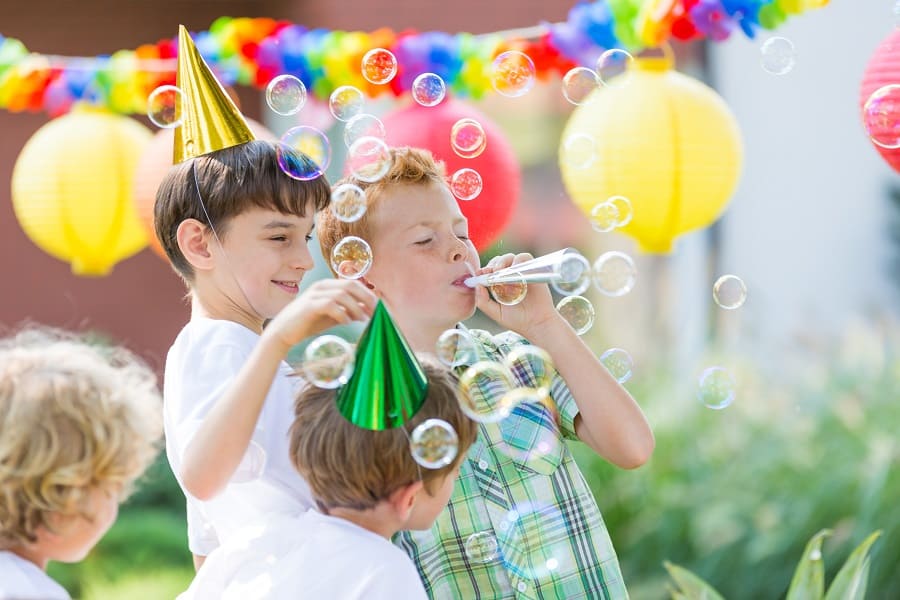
[156,25,376,567]
[179,302,478,599]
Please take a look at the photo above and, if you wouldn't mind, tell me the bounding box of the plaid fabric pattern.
[395,328,628,599]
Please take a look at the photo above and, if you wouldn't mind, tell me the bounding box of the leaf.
[786,529,832,600]
[824,531,882,600]
[664,561,726,600]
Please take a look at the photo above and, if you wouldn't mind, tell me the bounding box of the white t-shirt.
[179,510,428,600]
[0,551,70,600]
[164,318,313,555]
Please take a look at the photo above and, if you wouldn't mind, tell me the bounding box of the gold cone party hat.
[173,25,254,163]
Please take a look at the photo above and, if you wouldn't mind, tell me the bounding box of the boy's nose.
[449,238,467,262]
[292,247,314,270]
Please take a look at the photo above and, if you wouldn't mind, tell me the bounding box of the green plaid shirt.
[395,328,627,599]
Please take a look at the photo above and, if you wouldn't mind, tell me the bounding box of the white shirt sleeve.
[358,554,429,600]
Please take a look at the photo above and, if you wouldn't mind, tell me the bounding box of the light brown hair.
[0,327,163,548]
[154,140,331,282]
[289,357,476,511]
[317,146,447,276]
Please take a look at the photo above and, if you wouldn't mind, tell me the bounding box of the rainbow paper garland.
[0,0,829,116]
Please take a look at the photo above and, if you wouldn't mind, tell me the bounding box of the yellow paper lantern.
[12,105,151,275]
[560,51,743,253]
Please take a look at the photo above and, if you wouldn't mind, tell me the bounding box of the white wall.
[706,1,898,347]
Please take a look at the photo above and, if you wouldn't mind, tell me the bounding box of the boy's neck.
[326,504,400,540]
[9,545,48,571]
[190,285,264,334]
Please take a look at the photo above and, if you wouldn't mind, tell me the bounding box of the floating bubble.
[347,136,393,183]
[551,263,591,296]
[495,501,572,580]
[412,73,447,107]
[760,37,796,75]
[450,168,483,201]
[490,274,528,306]
[590,201,619,233]
[713,274,748,310]
[265,74,307,116]
[330,236,373,280]
[451,118,487,159]
[330,183,367,223]
[361,48,398,85]
[600,347,633,383]
[410,419,459,469]
[329,85,365,122]
[592,251,637,297]
[343,113,386,148]
[698,366,736,409]
[490,51,536,98]
[556,296,594,336]
[147,85,182,129]
[608,195,633,227]
[436,329,478,367]
[231,440,267,483]
[596,49,633,86]
[561,132,596,169]
[276,129,330,181]
[465,532,499,563]
[562,67,600,105]
[863,84,900,149]
[504,345,554,392]
[302,334,354,389]
[458,361,518,422]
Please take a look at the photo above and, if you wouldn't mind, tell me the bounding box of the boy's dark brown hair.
[289,356,477,511]
[154,140,331,282]
[317,146,446,277]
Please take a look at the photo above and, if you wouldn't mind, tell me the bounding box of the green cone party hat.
[336,300,428,430]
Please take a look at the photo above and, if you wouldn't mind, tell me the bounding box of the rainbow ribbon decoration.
[0,0,829,116]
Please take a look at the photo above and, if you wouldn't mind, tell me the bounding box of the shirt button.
[478,459,489,470]
[517,582,527,593]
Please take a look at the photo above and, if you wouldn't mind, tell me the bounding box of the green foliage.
[667,529,881,600]
[572,323,900,598]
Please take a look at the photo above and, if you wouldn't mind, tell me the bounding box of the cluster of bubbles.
[445,340,555,425]
[559,49,634,106]
[589,196,633,233]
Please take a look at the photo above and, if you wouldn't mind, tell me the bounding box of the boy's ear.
[387,480,423,519]
[176,219,215,271]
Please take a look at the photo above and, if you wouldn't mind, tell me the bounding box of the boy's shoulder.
[0,551,70,600]
[170,318,259,355]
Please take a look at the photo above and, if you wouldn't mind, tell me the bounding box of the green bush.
[572,323,900,598]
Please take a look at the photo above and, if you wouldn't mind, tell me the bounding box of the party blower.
[464,248,590,304]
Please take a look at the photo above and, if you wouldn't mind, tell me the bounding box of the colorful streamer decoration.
[0,0,829,116]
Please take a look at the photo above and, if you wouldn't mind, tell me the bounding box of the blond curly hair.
[0,327,163,548]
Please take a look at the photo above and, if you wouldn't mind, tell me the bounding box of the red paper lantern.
[381,99,520,251]
[133,118,276,259]
[860,29,900,174]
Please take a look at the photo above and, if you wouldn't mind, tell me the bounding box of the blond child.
[179,356,478,599]
[318,147,655,598]
[156,27,377,566]
[0,328,162,600]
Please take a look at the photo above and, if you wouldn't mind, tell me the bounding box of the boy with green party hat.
[318,147,655,599]
[157,25,377,568]
[179,301,478,599]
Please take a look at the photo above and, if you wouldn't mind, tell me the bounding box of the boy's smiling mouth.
[272,280,300,294]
